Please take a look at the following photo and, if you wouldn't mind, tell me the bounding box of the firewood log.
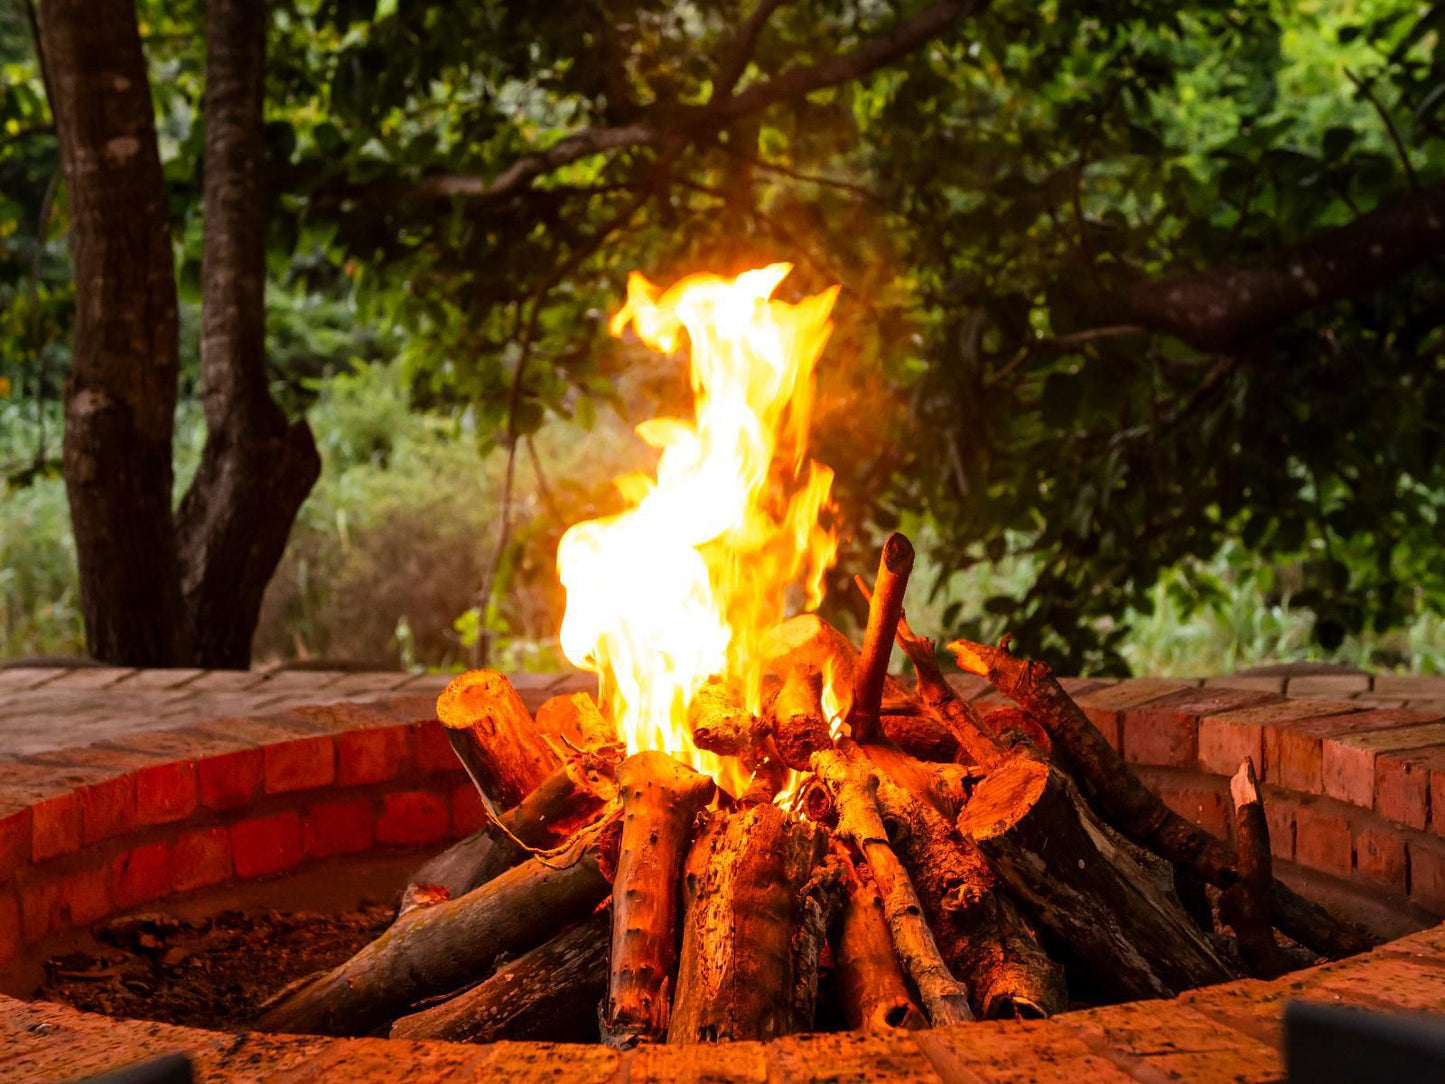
[535,691,621,756]
[812,740,974,1025]
[668,804,839,1042]
[946,637,1376,958]
[1220,758,1287,978]
[257,810,620,1038]
[851,533,914,742]
[687,679,765,758]
[407,756,616,899]
[770,664,832,770]
[860,739,963,820]
[604,751,716,1046]
[957,756,1234,1000]
[834,854,927,1031]
[437,669,561,807]
[873,774,1065,1019]
[389,911,610,1043]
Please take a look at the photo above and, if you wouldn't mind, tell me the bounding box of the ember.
[256,268,1376,1046]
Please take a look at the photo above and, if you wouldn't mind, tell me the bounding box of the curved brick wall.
[2,671,1445,1080]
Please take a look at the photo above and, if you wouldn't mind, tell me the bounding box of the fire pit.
[5,266,1445,1080]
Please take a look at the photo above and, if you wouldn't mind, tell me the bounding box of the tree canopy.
[4,0,1445,672]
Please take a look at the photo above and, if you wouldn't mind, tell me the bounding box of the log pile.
[258,533,1376,1045]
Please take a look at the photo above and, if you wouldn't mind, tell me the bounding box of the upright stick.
[834,851,927,1031]
[604,751,716,1046]
[851,533,915,742]
[437,669,561,808]
[1220,758,1286,977]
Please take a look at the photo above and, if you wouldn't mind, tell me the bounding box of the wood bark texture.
[605,751,716,1046]
[835,857,927,1031]
[257,813,618,1037]
[687,679,764,757]
[946,637,1375,957]
[1220,757,1286,978]
[668,804,833,1042]
[957,756,1234,1000]
[851,533,915,742]
[535,691,620,755]
[436,670,562,807]
[389,911,610,1043]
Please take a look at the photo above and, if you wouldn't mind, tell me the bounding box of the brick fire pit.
[2,666,1445,1081]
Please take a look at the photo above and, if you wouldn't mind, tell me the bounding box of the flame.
[557,264,840,794]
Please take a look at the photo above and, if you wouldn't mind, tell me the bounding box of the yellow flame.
[557,264,840,794]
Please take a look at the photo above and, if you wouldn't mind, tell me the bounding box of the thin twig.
[990,325,1147,388]
[1348,69,1419,191]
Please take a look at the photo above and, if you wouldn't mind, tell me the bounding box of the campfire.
[256,267,1373,1045]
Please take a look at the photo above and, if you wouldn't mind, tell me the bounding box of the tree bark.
[436,670,562,808]
[389,911,611,1043]
[604,751,716,1046]
[174,0,318,667]
[668,804,836,1042]
[257,812,619,1037]
[38,0,185,666]
[957,756,1234,1001]
[1220,758,1286,978]
[835,855,927,1031]
[851,533,914,742]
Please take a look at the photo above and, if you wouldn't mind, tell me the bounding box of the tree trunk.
[38,0,185,666]
[174,0,319,667]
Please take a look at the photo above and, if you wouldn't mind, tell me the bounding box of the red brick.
[29,746,199,828]
[170,827,232,894]
[1201,699,1357,779]
[0,892,19,963]
[1159,784,1231,839]
[198,748,263,810]
[1410,837,1445,910]
[335,726,408,787]
[1294,804,1353,877]
[1073,680,1195,754]
[77,773,136,845]
[1322,720,1445,810]
[304,798,374,858]
[1124,688,1276,768]
[376,790,450,847]
[113,840,173,910]
[21,867,110,942]
[451,783,486,837]
[410,720,462,774]
[28,792,82,861]
[1268,709,1440,796]
[232,813,304,878]
[1354,825,1407,891]
[1263,791,1296,860]
[63,867,112,928]
[1374,748,1445,831]
[263,735,335,794]
[0,806,30,883]
[0,760,124,861]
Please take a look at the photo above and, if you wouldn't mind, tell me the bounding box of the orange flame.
[557,264,840,793]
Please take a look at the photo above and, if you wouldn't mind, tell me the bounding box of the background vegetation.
[5,0,1445,676]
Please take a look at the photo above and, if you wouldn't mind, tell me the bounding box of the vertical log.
[834,854,927,1031]
[437,670,562,808]
[851,533,915,742]
[668,805,837,1042]
[1220,758,1286,977]
[604,751,716,1046]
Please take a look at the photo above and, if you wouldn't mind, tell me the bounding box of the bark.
[668,804,837,1042]
[947,637,1376,958]
[257,813,619,1037]
[851,533,915,742]
[812,740,974,1025]
[407,757,615,899]
[604,751,716,1046]
[1220,758,1286,978]
[687,679,764,758]
[835,856,927,1031]
[173,0,319,667]
[874,774,1065,1019]
[957,756,1234,1001]
[389,911,610,1043]
[771,664,832,769]
[535,691,620,755]
[436,670,562,808]
[38,0,185,665]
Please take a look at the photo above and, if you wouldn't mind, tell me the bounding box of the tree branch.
[714,0,792,99]
[1121,179,1445,351]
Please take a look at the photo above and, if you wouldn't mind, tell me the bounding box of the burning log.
[604,751,717,1046]
[957,756,1234,1001]
[408,755,616,899]
[834,853,927,1031]
[258,810,620,1038]
[873,773,1065,1019]
[536,691,621,756]
[1220,758,1287,978]
[687,679,765,759]
[437,669,561,808]
[770,664,832,770]
[946,637,1376,958]
[668,804,839,1042]
[850,533,915,743]
[390,911,610,1043]
[812,739,974,1025]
